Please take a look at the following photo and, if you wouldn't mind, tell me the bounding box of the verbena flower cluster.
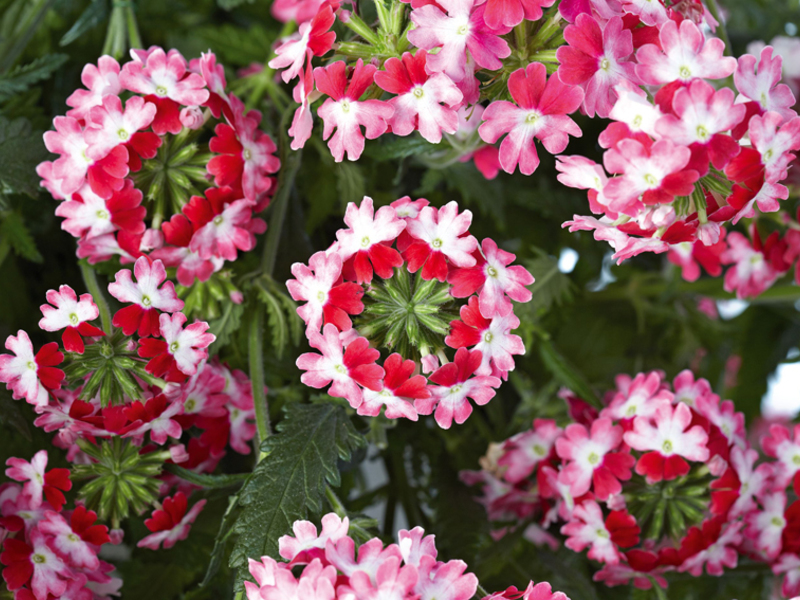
[288,196,534,428]
[0,258,259,598]
[463,369,800,594]
[37,48,280,286]
[244,511,570,600]
[263,0,800,300]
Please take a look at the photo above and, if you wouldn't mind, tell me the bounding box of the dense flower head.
[462,368,775,589]
[290,196,533,428]
[39,47,280,283]
[0,451,119,600]
[248,512,571,600]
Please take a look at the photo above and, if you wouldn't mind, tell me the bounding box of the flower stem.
[248,309,270,458]
[80,262,113,335]
[705,0,732,56]
[261,145,302,276]
[125,3,143,49]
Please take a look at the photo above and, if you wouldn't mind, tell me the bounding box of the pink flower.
[38,285,104,354]
[774,553,800,599]
[678,520,742,576]
[445,296,525,377]
[403,201,478,281]
[413,555,478,600]
[762,423,800,494]
[561,501,632,564]
[747,111,800,183]
[65,56,122,121]
[624,401,710,483]
[5,450,72,512]
[339,555,418,599]
[296,324,385,408]
[398,527,438,566]
[289,63,316,151]
[184,188,266,261]
[408,0,511,82]
[207,96,281,203]
[334,196,406,283]
[122,394,184,444]
[555,155,610,213]
[314,59,394,162]
[56,180,146,241]
[635,20,737,86]
[0,331,64,408]
[744,491,786,560]
[84,95,157,161]
[498,419,562,483]
[602,138,698,215]
[374,51,463,143]
[325,536,403,580]
[557,15,638,118]
[287,251,364,332]
[734,46,798,123]
[1,528,72,598]
[261,558,337,600]
[724,446,771,518]
[108,256,184,336]
[481,0,555,29]
[38,511,100,570]
[721,230,783,299]
[556,417,635,500]
[416,347,501,429]
[618,0,669,26]
[447,238,534,318]
[358,353,428,420]
[654,80,745,172]
[137,492,207,550]
[43,116,129,197]
[479,63,584,176]
[601,371,673,421]
[138,313,215,380]
[268,4,336,83]
[278,513,350,565]
[278,513,350,564]
[120,47,209,134]
[485,581,570,600]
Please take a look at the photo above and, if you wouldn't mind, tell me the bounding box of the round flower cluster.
[0,450,120,600]
[463,369,758,591]
[265,0,800,300]
[244,511,569,600]
[287,196,534,428]
[37,47,280,286]
[0,259,257,556]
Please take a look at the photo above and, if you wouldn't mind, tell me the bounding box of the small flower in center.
[213,215,224,226]
[596,528,609,539]
[243,148,252,161]
[413,86,425,99]
[533,444,546,456]
[27,361,36,371]
[96,209,109,219]
[643,173,657,186]
[340,99,352,113]
[483,332,493,343]
[662,439,673,453]
[32,553,46,564]
[451,384,463,394]
[456,24,469,35]
[317,291,326,303]
[432,238,443,249]
[695,125,709,141]
[525,112,540,125]
[117,128,129,140]
[334,363,347,374]
[679,65,692,79]
[155,85,168,96]
[599,57,610,71]
[772,516,785,527]
[68,533,80,542]
[169,341,180,352]
[487,266,498,278]
[587,451,600,465]
[69,313,79,325]
[361,236,371,248]
[141,295,152,307]
[185,398,196,411]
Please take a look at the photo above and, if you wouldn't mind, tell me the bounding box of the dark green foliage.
[0,117,49,197]
[228,403,365,585]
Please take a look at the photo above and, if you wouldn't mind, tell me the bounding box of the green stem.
[476,584,490,599]
[325,484,347,517]
[0,0,55,72]
[248,310,270,457]
[80,262,113,335]
[705,0,732,56]
[261,147,302,276]
[125,4,143,50]
[340,11,381,46]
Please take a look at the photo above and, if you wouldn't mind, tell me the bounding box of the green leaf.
[207,301,244,352]
[0,54,69,102]
[276,288,302,348]
[60,0,108,46]
[0,211,42,262]
[201,492,241,587]
[524,255,575,314]
[217,0,255,12]
[538,335,602,408]
[0,390,31,440]
[256,285,288,359]
[116,561,197,600]
[367,135,439,161]
[335,161,365,207]
[228,402,365,586]
[0,117,49,197]
[163,464,249,489]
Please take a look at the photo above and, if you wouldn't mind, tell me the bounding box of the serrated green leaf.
[228,402,365,586]
[207,301,244,352]
[201,492,241,587]
[0,54,69,102]
[0,117,48,197]
[0,211,42,262]
[256,285,288,359]
[163,464,249,489]
[538,335,601,408]
[60,0,108,46]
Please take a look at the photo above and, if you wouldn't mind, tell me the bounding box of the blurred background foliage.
[0,0,798,596]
